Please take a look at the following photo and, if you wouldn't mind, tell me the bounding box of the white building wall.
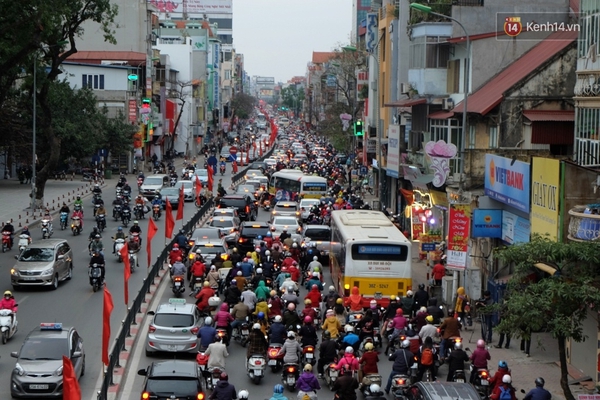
[62,64,130,90]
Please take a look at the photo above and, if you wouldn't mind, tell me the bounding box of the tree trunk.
[169,100,186,153]
[558,335,575,400]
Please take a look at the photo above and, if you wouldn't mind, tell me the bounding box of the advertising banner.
[386,125,400,178]
[447,204,471,269]
[502,210,531,244]
[411,206,424,241]
[472,209,503,238]
[531,157,560,241]
[148,0,232,14]
[366,13,378,52]
[484,154,530,213]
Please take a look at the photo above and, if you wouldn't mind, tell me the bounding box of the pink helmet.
[477,339,485,348]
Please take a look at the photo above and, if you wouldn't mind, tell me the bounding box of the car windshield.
[236,185,255,193]
[146,378,198,395]
[241,226,269,237]
[304,228,330,241]
[194,169,208,177]
[274,218,298,226]
[20,338,69,360]
[154,313,194,328]
[178,181,192,189]
[196,245,225,254]
[210,220,234,228]
[19,247,54,262]
[276,204,298,211]
[161,189,179,196]
[220,199,246,208]
[300,200,320,208]
[145,177,163,185]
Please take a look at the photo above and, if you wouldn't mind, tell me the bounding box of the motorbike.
[41,219,52,239]
[137,177,144,188]
[323,362,339,390]
[216,327,228,343]
[121,208,131,227]
[301,345,316,366]
[152,204,161,221]
[60,212,69,230]
[450,369,467,383]
[113,238,126,262]
[134,204,145,220]
[89,263,104,292]
[373,326,382,348]
[360,374,382,397]
[93,202,102,217]
[470,364,490,398]
[172,275,185,297]
[122,189,131,201]
[391,374,411,400]
[17,234,30,253]
[96,214,106,232]
[219,164,226,176]
[92,193,102,206]
[247,354,267,384]
[71,217,82,236]
[281,363,299,391]
[347,311,364,327]
[128,250,138,273]
[0,307,18,344]
[170,176,178,187]
[232,318,250,347]
[263,199,271,211]
[116,187,123,199]
[189,276,204,297]
[267,343,284,372]
[1,231,11,252]
[113,204,122,221]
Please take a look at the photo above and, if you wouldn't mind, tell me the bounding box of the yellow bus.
[268,171,327,201]
[330,210,412,306]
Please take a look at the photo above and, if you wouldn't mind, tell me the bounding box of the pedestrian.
[475,290,494,344]
[495,300,511,349]
[431,258,446,286]
[25,167,32,184]
[520,325,532,357]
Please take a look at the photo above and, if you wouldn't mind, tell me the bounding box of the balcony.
[567,205,600,241]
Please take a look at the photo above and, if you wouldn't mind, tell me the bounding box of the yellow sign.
[530,157,560,241]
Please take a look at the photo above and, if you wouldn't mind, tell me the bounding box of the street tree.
[280,86,304,116]
[496,235,600,400]
[0,0,117,208]
[231,92,257,120]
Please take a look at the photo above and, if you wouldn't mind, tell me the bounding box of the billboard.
[148,0,232,14]
[366,13,378,52]
[471,209,503,238]
[531,157,561,241]
[484,154,530,213]
[386,125,400,178]
[447,204,471,269]
[502,210,530,244]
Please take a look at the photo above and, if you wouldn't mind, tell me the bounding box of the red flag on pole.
[102,287,114,366]
[232,160,238,174]
[176,186,184,221]
[259,142,263,157]
[165,198,175,238]
[246,150,250,165]
[62,356,81,400]
[195,177,203,205]
[120,242,130,305]
[207,165,214,191]
[147,218,158,268]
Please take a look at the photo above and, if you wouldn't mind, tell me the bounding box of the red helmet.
[176,257,182,261]
[220,372,228,381]
[173,243,179,248]
[396,308,404,315]
[312,284,318,290]
[304,316,313,324]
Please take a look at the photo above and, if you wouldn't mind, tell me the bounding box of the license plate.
[456,379,464,383]
[175,282,181,287]
[306,353,313,358]
[242,330,249,335]
[268,360,277,366]
[481,380,489,386]
[168,345,177,351]
[24,277,36,281]
[30,384,49,390]
[254,369,262,376]
[330,371,338,377]
[212,378,219,385]
[287,377,295,385]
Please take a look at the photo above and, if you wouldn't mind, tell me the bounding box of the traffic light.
[354,120,364,136]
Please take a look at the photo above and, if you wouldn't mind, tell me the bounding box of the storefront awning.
[523,110,574,122]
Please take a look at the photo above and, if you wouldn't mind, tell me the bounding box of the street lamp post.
[410,3,470,192]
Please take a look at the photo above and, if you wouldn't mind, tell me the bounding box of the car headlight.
[42,267,54,275]
[10,268,18,276]
[54,365,63,376]
[14,363,24,376]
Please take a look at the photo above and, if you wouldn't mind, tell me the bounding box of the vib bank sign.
[484,154,530,213]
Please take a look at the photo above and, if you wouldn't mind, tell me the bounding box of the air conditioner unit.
[370,79,378,90]
[442,98,454,110]
[400,82,410,94]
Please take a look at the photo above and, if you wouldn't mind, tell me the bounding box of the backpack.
[499,386,512,400]
[420,347,434,366]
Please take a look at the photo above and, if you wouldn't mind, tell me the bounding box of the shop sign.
[484,154,530,213]
[530,157,560,241]
[502,210,530,244]
[472,209,503,238]
[447,204,471,269]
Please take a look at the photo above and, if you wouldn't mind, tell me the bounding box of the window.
[225,70,231,80]
[82,74,105,90]
[409,36,450,69]
[446,59,460,93]
[489,125,499,149]
[578,13,600,58]
[468,125,476,149]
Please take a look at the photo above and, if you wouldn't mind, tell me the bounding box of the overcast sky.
[233,0,353,83]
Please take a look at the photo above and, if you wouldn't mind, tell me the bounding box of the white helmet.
[313,256,318,261]
[252,323,261,330]
[238,390,250,399]
[345,325,354,333]
[502,375,512,384]
[345,346,354,354]
[256,268,263,274]
[204,317,213,326]
[274,315,282,323]
[406,290,414,296]
[370,384,382,394]
[265,250,271,256]
[401,339,411,348]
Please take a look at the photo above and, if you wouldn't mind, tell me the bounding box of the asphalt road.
[0,169,228,399]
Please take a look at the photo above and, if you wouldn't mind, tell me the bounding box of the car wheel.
[51,274,58,290]
[66,264,73,280]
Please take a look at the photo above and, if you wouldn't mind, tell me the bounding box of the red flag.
[246,150,250,165]
[102,287,114,366]
[195,176,203,205]
[120,242,130,305]
[62,356,81,400]
[176,186,184,220]
[207,165,214,191]
[232,161,238,174]
[165,198,175,238]
[252,141,257,150]
[259,142,263,157]
[147,218,158,268]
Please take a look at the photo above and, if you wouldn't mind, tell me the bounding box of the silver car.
[145,299,202,356]
[10,239,74,290]
[11,323,85,398]
[271,201,301,220]
[175,180,195,201]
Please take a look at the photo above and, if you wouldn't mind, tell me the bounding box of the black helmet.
[535,377,545,387]
[418,283,425,290]
[323,330,331,339]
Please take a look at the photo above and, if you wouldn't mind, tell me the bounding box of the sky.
[233,0,353,83]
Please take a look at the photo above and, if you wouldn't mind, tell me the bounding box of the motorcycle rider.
[283,303,302,328]
[490,375,516,400]
[169,243,183,265]
[195,282,215,313]
[339,325,361,352]
[385,309,408,353]
[269,315,287,344]
[206,334,229,370]
[439,310,461,361]
[324,286,341,312]
[197,317,217,349]
[89,250,106,285]
[128,235,141,259]
[112,227,127,254]
[42,209,53,233]
[224,281,242,308]
[358,342,379,385]
[446,341,469,382]
[59,203,70,214]
[317,330,337,379]
[74,196,84,213]
[268,290,284,318]
[171,257,186,278]
[209,372,237,400]
[0,291,18,325]
[216,303,234,346]
[96,203,107,221]
[470,339,491,384]
[89,234,105,257]
[1,220,15,247]
[20,226,32,244]
[278,331,302,369]
[269,384,289,400]
[92,183,102,195]
[523,377,551,400]
[241,286,257,312]
[174,229,189,252]
[345,286,364,312]
[305,285,322,306]
[231,298,251,333]
[304,273,323,291]
[418,315,439,341]
[88,227,101,251]
[413,283,430,312]
[489,360,511,394]
[129,221,142,246]
[332,367,359,400]
[364,384,386,400]
[298,316,318,347]
[300,299,317,322]
[247,323,268,360]
[321,309,341,339]
[296,364,321,400]
[385,339,414,394]
[190,256,207,288]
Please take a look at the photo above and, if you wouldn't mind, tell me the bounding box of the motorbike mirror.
[72,351,83,358]
[13,304,18,307]
[11,351,18,358]
[57,255,65,260]
[465,347,471,352]
[137,369,148,376]
[147,311,155,316]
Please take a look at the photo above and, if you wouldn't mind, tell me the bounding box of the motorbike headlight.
[42,267,54,275]
[14,363,24,376]
[54,365,63,376]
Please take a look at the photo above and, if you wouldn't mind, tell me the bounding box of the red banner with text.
[446,203,471,269]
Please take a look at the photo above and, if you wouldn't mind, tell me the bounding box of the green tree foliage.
[231,92,257,119]
[408,0,452,25]
[496,235,600,400]
[280,86,305,114]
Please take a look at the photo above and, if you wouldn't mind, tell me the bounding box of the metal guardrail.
[96,198,214,400]
[230,146,275,187]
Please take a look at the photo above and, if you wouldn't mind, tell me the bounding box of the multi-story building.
[352,0,373,44]
[305,52,336,126]
[254,76,276,103]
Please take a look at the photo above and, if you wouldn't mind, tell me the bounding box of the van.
[140,174,169,199]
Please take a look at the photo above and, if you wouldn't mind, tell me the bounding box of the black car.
[404,382,481,400]
[249,161,267,172]
[138,360,204,400]
[237,221,270,254]
[218,194,257,222]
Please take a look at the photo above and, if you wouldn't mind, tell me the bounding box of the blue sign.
[484,154,530,213]
[472,209,503,238]
[360,166,368,175]
[502,210,530,244]
[421,243,437,252]
[366,13,378,52]
[358,245,401,255]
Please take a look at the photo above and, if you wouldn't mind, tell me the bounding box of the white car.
[207,216,239,235]
[271,201,301,219]
[212,208,241,226]
[299,199,320,220]
[175,180,194,201]
[270,216,302,241]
